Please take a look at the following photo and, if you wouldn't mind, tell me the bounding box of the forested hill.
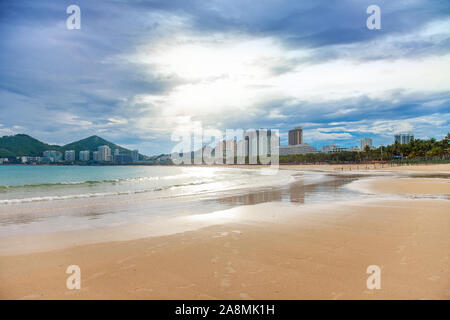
[0,134,139,159]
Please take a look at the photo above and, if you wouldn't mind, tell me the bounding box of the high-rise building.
[360,138,373,151]
[277,126,317,155]
[65,150,75,161]
[288,126,303,145]
[214,140,239,161]
[131,150,139,162]
[20,156,42,163]
[321,144,359,153]
[93,151,99,162]
[98,145,112,162]
[43,150,62,162]
[394,133,414,144]
[243,129,278,158]
[279,144,319,155]
[322,144,344,153]
[224,140,238,158]
[114,149,120,156]
[114,154,133,164]
[79,150,90,161]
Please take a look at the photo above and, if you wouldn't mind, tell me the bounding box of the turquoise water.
[0,165,181,187]
[0,165,295,204]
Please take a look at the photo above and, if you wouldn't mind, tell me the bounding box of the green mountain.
[0,134,62,158]
[0,134,140,160]
[62,135,138,160]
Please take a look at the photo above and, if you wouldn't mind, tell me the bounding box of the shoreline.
[2,162,450,170]
[0,199,380,256]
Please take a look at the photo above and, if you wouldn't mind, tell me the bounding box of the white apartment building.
[79,150,90,161]
[395,133,414,144]
[43,150,62,162]
[360,138,373,150]
[131,149,139,162]
[65,150,75,161]
[279,144,320,155]
[98,145,112,162]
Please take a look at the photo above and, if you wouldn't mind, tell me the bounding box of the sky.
[0,0,449,155]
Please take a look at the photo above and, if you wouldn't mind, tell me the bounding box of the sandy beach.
[362,178,450,195]
[0,164,449,300]
[278,163,450,172]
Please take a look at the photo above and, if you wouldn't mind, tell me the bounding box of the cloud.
[301,113,450,147]
[330,113,450,136]
[0,0,449,154]
[0,124,17,137]
[303,130,353,141]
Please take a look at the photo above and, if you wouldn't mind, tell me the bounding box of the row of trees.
[279,134,450,164]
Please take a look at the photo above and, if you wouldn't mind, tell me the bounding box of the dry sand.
[364,178,450,195]
[278,163,450,172]
[0,165,449,300]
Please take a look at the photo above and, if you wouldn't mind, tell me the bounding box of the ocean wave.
[0,169,299,205]
[0,174,194,190]
[0,180,211,205]
[0,180,115,190]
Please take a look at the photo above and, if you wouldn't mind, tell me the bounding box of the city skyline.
[15,143,142,164]
[3,126,443,161]
[1,123,448,159]
[0,1,449,155]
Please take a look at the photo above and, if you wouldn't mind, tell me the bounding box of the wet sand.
[0,165,449,299]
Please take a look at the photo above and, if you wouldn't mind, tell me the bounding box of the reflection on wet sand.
[0,212,46,226]
[215,175,355,206]
[216,187,283,205]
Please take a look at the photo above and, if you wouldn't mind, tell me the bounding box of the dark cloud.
[0,0,449,154]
